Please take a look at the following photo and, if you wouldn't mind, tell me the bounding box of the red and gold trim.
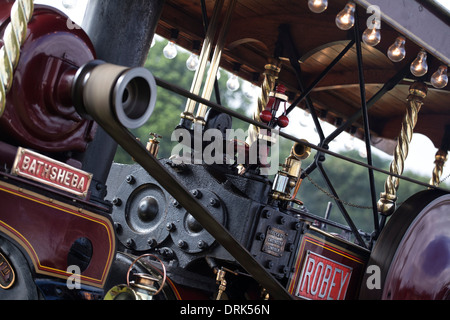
[288,226,369,299]
[0,180,115,288]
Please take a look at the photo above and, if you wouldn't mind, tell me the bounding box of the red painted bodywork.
[382,195,450,299]
[288,226,370,300]
[0,3,97,153]
[0,178,115,288]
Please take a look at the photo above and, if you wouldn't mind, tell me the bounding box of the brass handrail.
[0,0,34,117]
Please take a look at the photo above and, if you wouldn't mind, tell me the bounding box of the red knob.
[277,115,289,128]
[260,110,273,123]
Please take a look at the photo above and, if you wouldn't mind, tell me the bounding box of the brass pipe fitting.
[377,81,428,216]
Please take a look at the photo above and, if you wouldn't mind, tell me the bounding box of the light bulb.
[308,0,328,13]
[410,50,428,77]
[359,147,367,159]
[431,65,448,89]
[163,41,178,59]
[336,2,355,30]
[186,53,199,71]
[362,27,381,47]
[387,36,406,62]
[227,74,240,92]
[244,83,258,99]
[62,0,77,9]
[299,111,310,127]
[344,136,355,151]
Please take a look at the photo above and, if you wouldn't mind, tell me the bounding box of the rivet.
[177,240,187,248]
[112,197,122,206]
[126,175,136,184]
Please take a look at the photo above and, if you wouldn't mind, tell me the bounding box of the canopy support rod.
[353,6,380,236]
[285,38,355,116]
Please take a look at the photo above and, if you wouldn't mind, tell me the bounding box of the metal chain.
[440,172,450,183]
[303,172,373,210]
[0,0,34,117]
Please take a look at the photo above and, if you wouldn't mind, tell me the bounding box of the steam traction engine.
[0,0,449,300]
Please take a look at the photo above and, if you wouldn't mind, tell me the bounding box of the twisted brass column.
[377,81,428,216]
[0,0,34,117]
[246,61,281,147]
[430,150,448,187]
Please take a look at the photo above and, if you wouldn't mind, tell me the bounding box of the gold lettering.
[42,164,51,179]
[71,174,79,188]
[21,156,31,171]
[57,169,66,184]
[77,177,85,191]
[29,159,37,175]
[36,161,45,176]
[50,167,58,181]
[64,172,73,187]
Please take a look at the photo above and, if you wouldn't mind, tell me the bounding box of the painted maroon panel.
[0,181,115,288]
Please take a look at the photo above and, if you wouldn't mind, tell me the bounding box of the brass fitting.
[430,149,448,187]
[0,0,34,117]
[377,82,427,216]
[272,140,310,202]
[146,133,162,158]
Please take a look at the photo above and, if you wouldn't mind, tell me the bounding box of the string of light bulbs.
[159,1,448,91]
[308,0,448,89]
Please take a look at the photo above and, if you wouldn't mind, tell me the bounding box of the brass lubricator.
[377,81,428,216]
[146,133,162,157]
[272,140,311,203]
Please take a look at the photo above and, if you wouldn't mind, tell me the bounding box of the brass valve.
[146,133,162,157]
[272,140,311,204]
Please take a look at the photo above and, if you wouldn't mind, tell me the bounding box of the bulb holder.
[431,65,448,89]
[336,2,355,30]
[308,0,328,13]
[387,36,406,63]
[410,50,428,77]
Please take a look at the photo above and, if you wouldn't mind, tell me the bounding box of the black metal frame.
[153,11,450,249]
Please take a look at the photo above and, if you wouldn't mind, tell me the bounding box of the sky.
[33,0,450,181]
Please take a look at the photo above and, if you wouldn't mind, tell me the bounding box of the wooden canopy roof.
[155,0,450,153]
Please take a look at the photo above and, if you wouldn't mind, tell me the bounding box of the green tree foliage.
[114,37,253,163]
[296,149,438,234]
